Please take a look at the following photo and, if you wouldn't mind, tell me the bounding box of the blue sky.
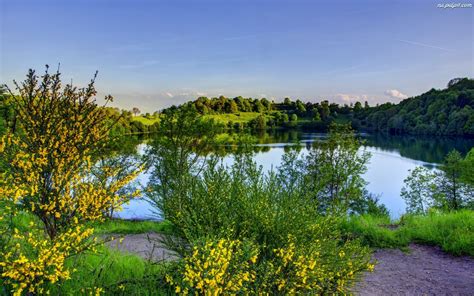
[1,0,473,111]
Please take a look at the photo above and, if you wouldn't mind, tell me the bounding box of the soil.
[106,234,474,295]
[353,244,474,295]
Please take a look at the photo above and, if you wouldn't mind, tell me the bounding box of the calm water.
[116,132,474,220]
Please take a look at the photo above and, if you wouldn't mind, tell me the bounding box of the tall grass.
[402,210,474,256]
[343,210,474,256]
[93,219,174,235]
[51,246,169,295]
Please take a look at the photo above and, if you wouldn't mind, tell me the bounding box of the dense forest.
[1,78,473,137]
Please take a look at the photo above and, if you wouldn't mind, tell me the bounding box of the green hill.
[358,78,474,136]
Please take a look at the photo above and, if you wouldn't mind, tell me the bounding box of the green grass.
[343,210,474,256]
[205,112,272,124]
[93,219,174,235]
[53,246,171,295]
[132,116,160,126]
[342,214,410,249]
[401,210,474,256]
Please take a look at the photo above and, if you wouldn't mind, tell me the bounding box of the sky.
[1,0,473,112]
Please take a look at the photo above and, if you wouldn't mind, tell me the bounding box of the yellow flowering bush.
[166,238,258,295]
[0,67,141,295]
[259,235,373,294]
[1,225,94,295]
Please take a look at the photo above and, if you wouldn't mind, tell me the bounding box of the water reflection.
[114,131,474,220]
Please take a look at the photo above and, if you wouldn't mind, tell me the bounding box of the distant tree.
[260,98,272,111]
[132,107,141,116]
[290,114,298,122]
[226,100,239,113]
[255,115,267,130]
[321,101,330,119]
[364,101,369,109]
[255,100,265,113]
[354,101,362,112]
[284,97,291,105]
[296,100,306,114]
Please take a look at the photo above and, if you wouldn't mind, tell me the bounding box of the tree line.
[163,78,474,136]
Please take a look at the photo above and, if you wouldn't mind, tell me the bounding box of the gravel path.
[107,234,474,295]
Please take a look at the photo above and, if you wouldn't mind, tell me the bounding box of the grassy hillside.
[205,112,274,124]
[131,115,160,125]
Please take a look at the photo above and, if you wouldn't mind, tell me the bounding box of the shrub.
[166,238,258,295]
[0,67,140,295]
[147,118,374,293]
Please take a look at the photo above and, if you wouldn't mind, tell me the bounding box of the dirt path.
[105,232,178,262]
[107,235,474,295]
[353,244,474,295]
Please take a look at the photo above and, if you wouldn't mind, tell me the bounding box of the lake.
[115,131,474,220]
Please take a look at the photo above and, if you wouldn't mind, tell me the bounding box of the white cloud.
[384,89,408,100]
[333,93,369,104]
[165,92,174,98]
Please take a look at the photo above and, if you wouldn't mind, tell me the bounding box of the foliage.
[147,119,373,294]
[401,166,438,214]
[0,67,140,295]
[146,105,221,221]
[307,124,371,213]
[461,147,474,186]
[401,150,474,214]
[358,78,474,136]
[157,78,474,135]
[91,152,143,218]
[166,238,258,295]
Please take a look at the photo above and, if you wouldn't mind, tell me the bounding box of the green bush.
[147,117,374,293]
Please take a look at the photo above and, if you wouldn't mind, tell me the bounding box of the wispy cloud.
[398,39,453,52]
